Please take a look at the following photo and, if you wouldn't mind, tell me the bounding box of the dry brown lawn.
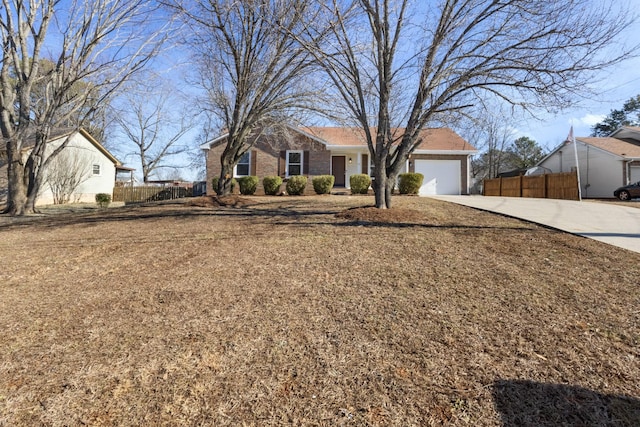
[0,195,638,426]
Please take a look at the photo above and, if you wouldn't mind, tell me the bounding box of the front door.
[332,156,346,187]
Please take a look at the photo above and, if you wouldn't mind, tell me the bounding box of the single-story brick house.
[536,126,640,198]
[201,126,477,195]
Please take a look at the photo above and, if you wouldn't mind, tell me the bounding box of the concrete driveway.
[431,195,640,254]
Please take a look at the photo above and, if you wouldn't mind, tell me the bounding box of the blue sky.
[105,0,640,178]
[512,1,640,152]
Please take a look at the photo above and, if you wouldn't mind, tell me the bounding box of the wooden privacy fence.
[113,186,192,203]
[483,172,579,200]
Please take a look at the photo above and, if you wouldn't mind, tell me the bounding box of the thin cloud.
[578,114,606,126]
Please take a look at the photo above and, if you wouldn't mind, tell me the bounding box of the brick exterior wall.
[205,131,331,196]
[408,153,470,195]
[204,129,473,196]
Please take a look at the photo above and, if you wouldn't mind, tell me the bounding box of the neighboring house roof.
[609,126,640,141]
[1,127,123,166]
[538,127,640,166]
[576,136,640,159]
[201,125,476,153]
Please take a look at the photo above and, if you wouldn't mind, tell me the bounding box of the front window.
[235,152,250,176]
[287,150,303,176]
[369,158,375,177]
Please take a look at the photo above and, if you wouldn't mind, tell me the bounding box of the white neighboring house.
[1,128,128,206]
[536,126,640,198]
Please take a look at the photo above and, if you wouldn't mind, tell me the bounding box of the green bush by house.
[211,177,237,195]
[95,193,111,208]
[350,174,371,194]
[238,176,259,195]
[398,173,424,195]
[263,176,283,195]
[286,175,307,195]
[312,175,335,194]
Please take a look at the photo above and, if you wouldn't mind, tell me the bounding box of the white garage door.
[414,160,461,195]
[630,166,640,184]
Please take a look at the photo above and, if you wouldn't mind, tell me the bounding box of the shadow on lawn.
[0,201,332,227]
[492,379,640,427]
[0,199,536,233]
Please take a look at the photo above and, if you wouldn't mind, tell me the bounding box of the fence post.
[499,177,503,196]
[519,175,523,197]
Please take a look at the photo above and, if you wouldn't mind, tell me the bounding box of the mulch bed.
[336,206,428,223]
[184,195,254,208]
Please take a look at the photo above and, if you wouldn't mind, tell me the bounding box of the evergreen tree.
[591,95,640,136]
[508,137,545,169]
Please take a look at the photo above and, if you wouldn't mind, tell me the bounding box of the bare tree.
[45,150,91,204]
[112,84,196,183]
[169,0,322,195]
[0,0,166,215]
[464,113,517,183]
[298,0,636,208]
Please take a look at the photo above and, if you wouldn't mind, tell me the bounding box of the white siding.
[539,141,624,198]
[330,150,372,188]
[37,132,116,205]
[579,146,623,198]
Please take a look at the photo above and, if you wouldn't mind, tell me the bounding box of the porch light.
[348,157,353,164]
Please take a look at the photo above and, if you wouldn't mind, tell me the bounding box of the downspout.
[584,145,589,198]
[625,158,633,185]
[559,150,563,172]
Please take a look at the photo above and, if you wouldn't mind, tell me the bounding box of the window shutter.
[279,150,286,177]
[303,151,310,175]
[361,154,368,174]
[250,150,257,176]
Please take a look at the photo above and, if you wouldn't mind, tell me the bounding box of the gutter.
[625,159,634,185]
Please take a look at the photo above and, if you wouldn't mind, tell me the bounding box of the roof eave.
[325,145,369,150]
[77,128,121,166]
[412,149,478,155]
[200,133,229,150]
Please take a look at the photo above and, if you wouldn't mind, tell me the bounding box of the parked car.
[614,181,640,200]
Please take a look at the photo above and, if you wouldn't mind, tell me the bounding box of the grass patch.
[0,196,638,425]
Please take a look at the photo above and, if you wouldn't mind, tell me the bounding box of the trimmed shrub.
[350,174,371,194]
[398,172,424,195]
[312,175,335,195]
[211,176,237,195]
[95,193,111,208]
[263,176,283,195]
[238,176,259,195]
[286,175,307,195]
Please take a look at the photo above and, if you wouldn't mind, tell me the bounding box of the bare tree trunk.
[217,164,235,196]
[5,159,28,216]
[373,163,393,209]
[216,144,237,196]
[373,175,386,209]
[385,179,394,209]
[24,135,47,212]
